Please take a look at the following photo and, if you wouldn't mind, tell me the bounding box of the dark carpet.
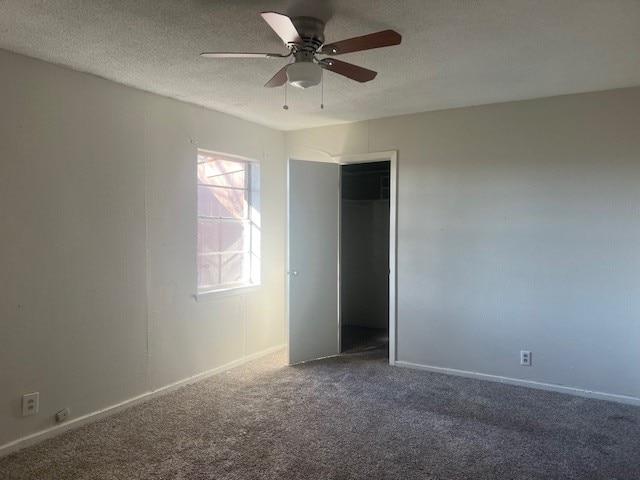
[2,339,639,479]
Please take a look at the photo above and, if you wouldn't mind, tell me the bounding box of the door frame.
[333,151,398,365]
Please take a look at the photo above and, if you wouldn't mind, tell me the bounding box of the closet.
[340,161,390,353]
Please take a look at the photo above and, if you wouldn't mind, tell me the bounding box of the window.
[197,150,260,294]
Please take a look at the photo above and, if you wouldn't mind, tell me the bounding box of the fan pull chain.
[283,81,289,110]
[321,70,324,109]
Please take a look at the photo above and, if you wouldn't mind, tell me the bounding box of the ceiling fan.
[200,11,402,89]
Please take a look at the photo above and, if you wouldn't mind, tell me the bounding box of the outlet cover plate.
[22,392,39,416]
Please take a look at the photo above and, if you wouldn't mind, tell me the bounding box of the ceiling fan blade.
[264,64,290,88]
[261,11,303,45]
[200,52,288,59]
[319,30,402,55]
[320,59,377,83]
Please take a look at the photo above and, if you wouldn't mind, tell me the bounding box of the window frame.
[195,149,261,301]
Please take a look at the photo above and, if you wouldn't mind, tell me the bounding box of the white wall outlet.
[55,408,69,423]
[22,392,39,416]
[520,350,532,366]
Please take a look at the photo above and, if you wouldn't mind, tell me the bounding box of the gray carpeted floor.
[2,338,639,479]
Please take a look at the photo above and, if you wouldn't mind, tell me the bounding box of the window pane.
[197,219,249,254]
[197,252,249,289]
[197,159,246,188]
[197,185,247,219]
[197,253,221,289]
[220,252,248,285]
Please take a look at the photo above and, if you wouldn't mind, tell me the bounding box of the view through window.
[197,150,260,293]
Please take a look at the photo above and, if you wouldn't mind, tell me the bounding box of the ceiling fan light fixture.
[286,62,322,89]
[200,12,402,90]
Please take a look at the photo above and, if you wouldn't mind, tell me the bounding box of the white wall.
[0,48,286,449]
[287,87,640,403]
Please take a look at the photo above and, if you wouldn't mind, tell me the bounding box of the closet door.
[287,159,340,364]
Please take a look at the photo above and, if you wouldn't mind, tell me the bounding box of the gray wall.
[287,87,640,402]
[0,48,286,448]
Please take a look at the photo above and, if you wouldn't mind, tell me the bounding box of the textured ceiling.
[1,0,640,130]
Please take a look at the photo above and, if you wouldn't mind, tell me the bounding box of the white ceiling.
[1,0,639,131]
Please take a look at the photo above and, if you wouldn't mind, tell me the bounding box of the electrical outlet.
[55,408,69,423]
[520,351,532,366]
[22,392,39,416]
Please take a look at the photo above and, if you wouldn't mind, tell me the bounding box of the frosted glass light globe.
[286,62,322,89]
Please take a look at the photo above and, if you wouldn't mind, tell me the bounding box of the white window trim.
[195,284,262,302]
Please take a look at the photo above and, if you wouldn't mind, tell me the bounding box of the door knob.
[290,270,299,276]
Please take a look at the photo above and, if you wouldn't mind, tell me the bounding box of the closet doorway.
[340,161,391,354]
[287,151,397,366]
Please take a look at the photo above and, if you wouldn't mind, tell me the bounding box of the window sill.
[195,284,262,302]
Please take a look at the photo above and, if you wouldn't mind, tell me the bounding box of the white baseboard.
[395,360,640,407]
[0,344,285,458]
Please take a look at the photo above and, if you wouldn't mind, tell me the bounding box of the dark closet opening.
[340,161,390,354]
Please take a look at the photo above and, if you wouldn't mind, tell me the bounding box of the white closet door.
[288,159,340,365]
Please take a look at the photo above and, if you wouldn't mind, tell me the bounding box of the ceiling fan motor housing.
[290,17,325,53]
